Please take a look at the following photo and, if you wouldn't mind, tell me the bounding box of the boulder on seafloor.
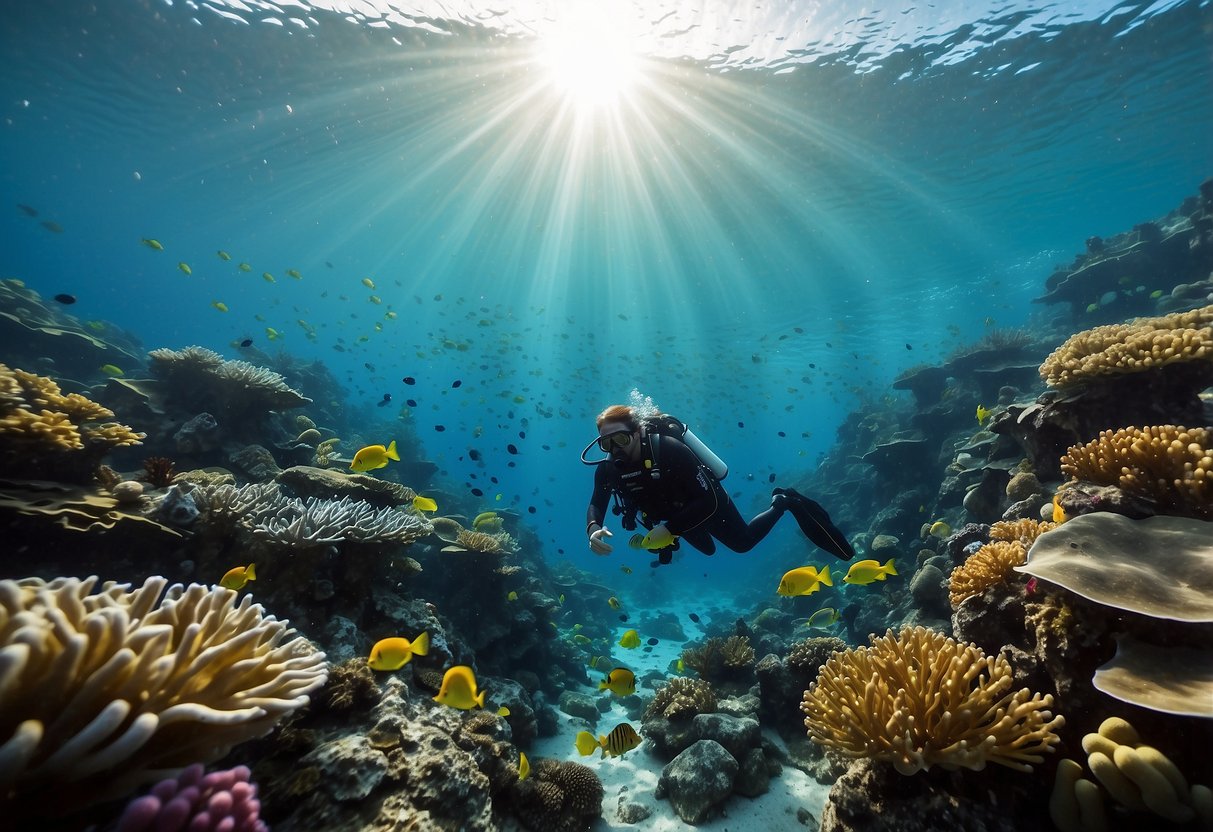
[656,739,738,824]
[691,713,760,762]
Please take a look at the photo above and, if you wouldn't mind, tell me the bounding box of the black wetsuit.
[585,433,785,555]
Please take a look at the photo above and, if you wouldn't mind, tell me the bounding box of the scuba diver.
[582,403,855,565]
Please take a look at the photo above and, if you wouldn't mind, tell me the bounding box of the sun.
[538,3,641,109]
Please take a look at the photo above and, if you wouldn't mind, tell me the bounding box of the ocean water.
[2,0,1211,580]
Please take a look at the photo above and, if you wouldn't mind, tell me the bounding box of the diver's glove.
[589,526,614,555]
[640,524,676,550]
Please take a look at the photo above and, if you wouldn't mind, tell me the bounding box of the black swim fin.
[776,488,855,561]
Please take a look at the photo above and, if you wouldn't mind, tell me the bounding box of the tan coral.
[801,626,1063,775]
[989,518,1056,547]
[720,635,755,668]
[1059,425,1212,519]
[1039,304,1213,388]
[0,575,328,814]
[0,364,144,458]
[948,540,1028,607]
[644,677,717,721]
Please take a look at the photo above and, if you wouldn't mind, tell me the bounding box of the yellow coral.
[1060,426,1212,519]
[0,575,328,814]
[948,540,1027,607]
[989,518,1056,547]
[801,626,1063,775]
[0,364,143,454]
[1039,304,1213,388]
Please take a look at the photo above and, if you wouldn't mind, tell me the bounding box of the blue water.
[2,0,1211,594]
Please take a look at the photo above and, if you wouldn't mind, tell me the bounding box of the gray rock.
[302,735,388,801]
[641,715,699,760]
[909,564,948,613]
[558,690,599,723]
[692,713,760,761]
[616,796,653,824]
[111,480,145,504]
[154,483,198,526]
[323,615,362,663]
[657,740,738,824]
[733,747,771,797]
[174,411,220,454]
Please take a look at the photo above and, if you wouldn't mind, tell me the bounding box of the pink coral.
[116,764,268,832]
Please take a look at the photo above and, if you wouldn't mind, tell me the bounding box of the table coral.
[801,626,1064,775]
[1060,425,1212,519]
[1038,304,1213,389]
[0,575,328,818]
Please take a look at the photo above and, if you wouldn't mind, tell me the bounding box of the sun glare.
[538,3,640,109]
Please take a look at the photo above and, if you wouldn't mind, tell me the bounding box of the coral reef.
[140,455,176,488]
[989,517,1055,545]
[948,540,1028,607]
[510,757,604,832]
[801,626,1063,775]
[644,677,718,722]
[116,764,268,832]
[0,575,327,820]
[276,464,417,508]
[1060,425,1212,519]
[244,491,432,546]
[680,635,755,683]
[0,364,144,482]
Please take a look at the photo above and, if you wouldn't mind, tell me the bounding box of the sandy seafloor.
[526,588,833,830]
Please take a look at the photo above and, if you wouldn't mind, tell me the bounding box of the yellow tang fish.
[575,723,642,759]
[140,237,163,250]
[434,665,485,710]
[219,563,256,590]
[976,404,993,425]
[518,751,529,781]
[178,262,192,275]
[497,706,511,717]
[217,250,231,261]
[99,364,125,377]
[212,301,229,313]
[607,596,622,610]
[803,606,841,629]
[776,565,832,597]
[842,558,898,586]
[367,632,430,671]
[618,629,641,649]
[412,495,438,513]
[361,277,376,289]
[599,667,636,696]
[928,520,951,539]
[350,440,399,472]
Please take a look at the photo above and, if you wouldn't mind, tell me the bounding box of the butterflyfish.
[367,632,430,671]
[351,440,399,472]
[599,668,636,696]
[219,563,256,590]
[776,565,832,597]
[618,629,641,649]
[803,606,841,629]
[574,723,642,759]
[928,520,951,539]
[607,596,622,610]
[412,495,438,512]
[434,665,485,710]
[842,558,898,586]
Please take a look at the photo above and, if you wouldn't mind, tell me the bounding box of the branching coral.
[787,637,847,676]
[720,635,755,668]
[801,626,1064,775]
[148,346,310,413]
[1039,304,1213,388]
[989,518,1055,546]
[140,456,176,488]
[246,494,432,546]
[1059,425,1212,519]
[948,540,1028,607]
[644,677,717,721]
[0,575,327,815]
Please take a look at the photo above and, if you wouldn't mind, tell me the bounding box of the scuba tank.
[646,414,728,481]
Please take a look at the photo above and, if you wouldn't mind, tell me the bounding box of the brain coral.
[511,758,603,832]
[1038,304,1213,389]
[0,575,328,817]
[801,626,1063,775]
[1060,425,1212,519]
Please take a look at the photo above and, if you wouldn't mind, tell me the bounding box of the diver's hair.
[596,404,640,431]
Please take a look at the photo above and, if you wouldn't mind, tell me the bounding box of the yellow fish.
[607,596,622,610]
[976,405,993,425]
[385,311,398,320]
[262,272,275,283]
[558,594,565,604]
[472,511,498,529]
[178,262,192,275]
[619,629,641,649]
[928,520,951,539]
[217,250,231,260]
[842,558,898,586]
[412,495,438,512]
[575,723,642,759]
[589,655,604,669]
[434,665,485,710]
[518,751,529,781]
[1052,494,1068,524]
[140,237,163,250]
[219,563,256,590]
[212,301,229,313]
[99,364,124,377]
[238,262,252,272]
[369,295,382,305]
[361,277,376,289]
[350,440,399,472]
[572,634,591,645]
[599,667,636,696]
[640,526,675,550]
[367,632,430,671]
[265,327,282,341]
[803,606,841,629]
[507,591,519,602]
[497,706,511,717]
[287,269,302,279]
[776,565,832,597]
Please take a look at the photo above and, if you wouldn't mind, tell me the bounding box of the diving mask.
[597,431,634,452]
